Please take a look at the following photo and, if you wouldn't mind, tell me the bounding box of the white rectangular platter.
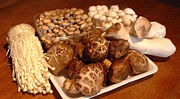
[50,57,158,99]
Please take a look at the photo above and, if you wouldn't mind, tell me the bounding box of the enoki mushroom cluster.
[7,23,54,94]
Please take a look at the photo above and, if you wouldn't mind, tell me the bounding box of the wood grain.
[0,0,180,99]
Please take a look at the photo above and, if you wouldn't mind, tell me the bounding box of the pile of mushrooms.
[88,5,137,30]
[88,5,176,57]
[61,28,149,96]
[35,8,93,49]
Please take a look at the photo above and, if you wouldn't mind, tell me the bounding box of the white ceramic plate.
[50,57,158,99]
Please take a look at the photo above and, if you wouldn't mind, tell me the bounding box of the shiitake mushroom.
[108,59,132,83]
[74,42,85,59]
[63,62,106,96]
[125,49,149,74]
[108,49,149,83]
[67,58,85,79]
[108,39,130,59]
[46,43,74,75]
[84,37,109,63]
[83,28,104,44]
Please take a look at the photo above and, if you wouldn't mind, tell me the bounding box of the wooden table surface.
[0,0,180,99]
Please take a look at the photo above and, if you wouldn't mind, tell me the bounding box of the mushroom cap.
[130,16,151,38]
[109,59,131,83]
[75,62,105,96]
[108,39,130,59]
[124,8,136,15]
[84,37,109,62]
[125,49,149,74]
[46,43,74,75]
[67,59,85,79]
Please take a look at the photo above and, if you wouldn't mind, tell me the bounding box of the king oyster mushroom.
[84,37,109,62]
[63,62,106,96]
[130,16,151,38]
[46,43,74,75]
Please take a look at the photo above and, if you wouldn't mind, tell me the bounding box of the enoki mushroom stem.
[7,23,54,94]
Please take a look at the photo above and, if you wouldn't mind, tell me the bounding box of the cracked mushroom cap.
[125,49,149,74]
[67,58,85,79]
[84,37,109,62]
[63,62,105,96]
[83,28,104,44]
[46,43,74,75]
[108,39,130,59]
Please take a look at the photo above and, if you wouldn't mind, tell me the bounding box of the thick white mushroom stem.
[7,23,54,94]
[107,23,176,57]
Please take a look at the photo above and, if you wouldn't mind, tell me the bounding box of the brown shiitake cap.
[108,39,130,58]
[47,43,74,75]
[125,49,149,74]
[108,59,130,83]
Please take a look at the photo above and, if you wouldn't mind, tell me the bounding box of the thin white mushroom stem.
[7,23,53,94]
